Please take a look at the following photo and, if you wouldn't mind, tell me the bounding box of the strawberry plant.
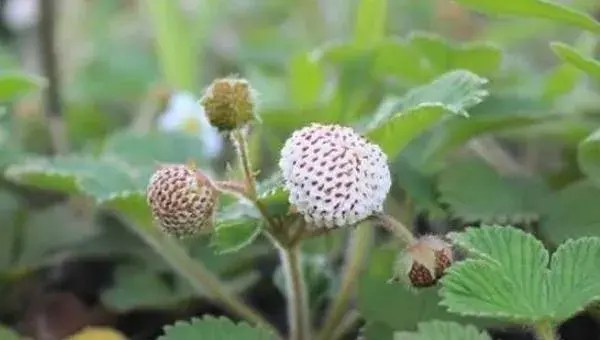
[1,0,600,339]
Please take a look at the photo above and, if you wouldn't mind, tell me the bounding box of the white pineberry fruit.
[146,164,218,238]
[279,123,391,228]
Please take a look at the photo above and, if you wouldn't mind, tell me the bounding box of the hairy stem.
[317,224,372,340]
[534,322,558,340]
[278,244,311,340]
[231,129,278,231]
[131,221,281,337]
[372,213,416,245]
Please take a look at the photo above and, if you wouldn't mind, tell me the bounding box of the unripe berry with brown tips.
[200,77,257,131]
[392,235,454,288]
[146,164,218,238]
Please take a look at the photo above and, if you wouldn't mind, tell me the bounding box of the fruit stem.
[231,129,279,231]
[277,243,312,340]
[372,213,416,245]
[533,321,558,340]
[231,129,258,199]
[130,221,282,338]
[316,224,373,340]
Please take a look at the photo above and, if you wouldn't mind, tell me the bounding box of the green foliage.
[354,0,388,47]
[146,0,197,91]
[0,72,45,102]
[437,159,547,223]
[0,325,20,340]
[159,316,277,340]
[455,0,600,33]
[441,225,600,324]
[358,246,475,333]
[394,321,492,340]
[551,42,600,82]
[365,70,488,159]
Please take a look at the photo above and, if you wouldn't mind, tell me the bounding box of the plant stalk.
[278,244,311,340]
[129,220,281,338]
[534,321,558,340]
[317,224,373,340]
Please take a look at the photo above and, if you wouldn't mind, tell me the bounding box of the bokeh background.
[0,0,600,339]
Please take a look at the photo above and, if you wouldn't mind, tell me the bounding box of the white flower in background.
[157,92,223,159]
[3,0,39,32]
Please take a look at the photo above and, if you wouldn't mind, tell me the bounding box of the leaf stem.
[533,321,558,340]
[278,243,311,340]
[316,224,372,340]
[130,222,282,338]
[372,213,416,245]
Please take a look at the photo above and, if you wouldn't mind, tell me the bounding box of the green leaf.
[542,64,581,100]
[18,204,99,269]
[354,0,388,47]
[394,321,492,340]
[358,246,471,331]
[5,156,145,201]
[551,42,600,82]
[539,180,600,244]
[437,159,546,223]
[441,226,550,322]
[547,237,600,320]
[408,33,503,78]
[0,72,45,102]
[159,316,277,340]
[441,225,600,323]
[365,70,488,159]
[146,0,197,91]
[455,0,600,33]
[102,264,186,311]
[579,128,600,187]
[0,325,21,340]
[211,219,262,255]
[288,52,325,106]
[101,131,207,166]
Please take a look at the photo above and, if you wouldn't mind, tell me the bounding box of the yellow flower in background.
[66,327,127,340]
[157,92,223,159]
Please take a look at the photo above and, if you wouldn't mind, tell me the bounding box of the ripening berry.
[199,77,257,131]
[146,164,218,238]
[279,123,391,228]
[394,235,454,288]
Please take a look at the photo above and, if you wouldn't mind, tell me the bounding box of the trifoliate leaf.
[0,72,46,102]
[394,321,492,340]
[441,225,600,324]
[211,219,262,254]
[454,0,600,33]
[547,237,600,321]
[365,70,488,159]
[551,42,600,82]
[159,316,277,340]
[441,226,549,321]
[437,159,546,224]
[539,180,600,244]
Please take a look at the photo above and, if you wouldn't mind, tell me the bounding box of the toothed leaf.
[394,321,492,340]
[159,316,277,340]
